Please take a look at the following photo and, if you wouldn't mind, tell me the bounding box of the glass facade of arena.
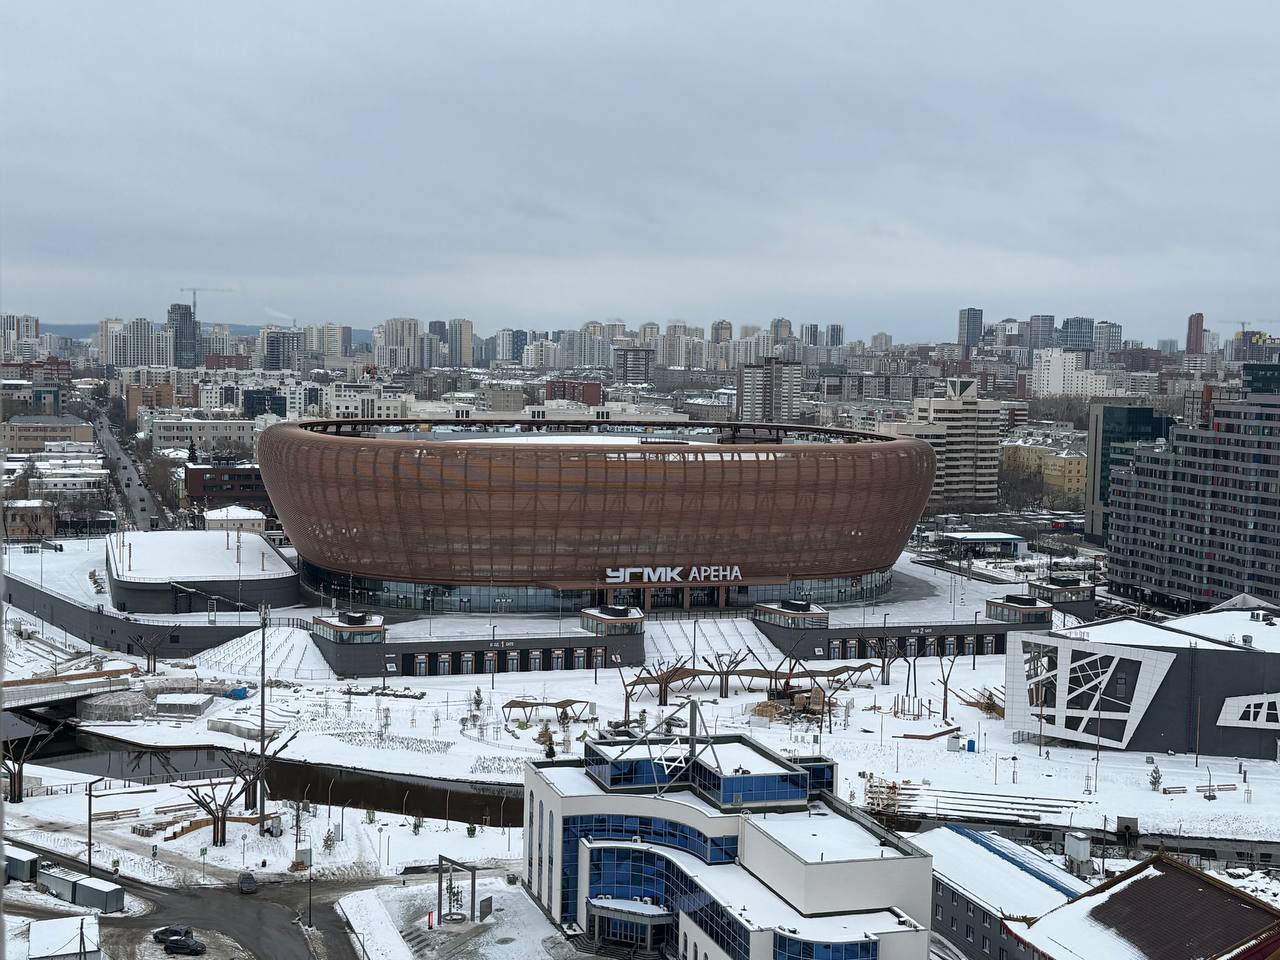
[301,560,891,615]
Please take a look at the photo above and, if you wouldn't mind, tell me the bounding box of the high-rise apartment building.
[882,377,1002,507]
[322,323,352,357]
[612,346,655,384]
[1186,312,1205,355]
[1028,315,1056,350]
[257,327,303,371]
[826,323,844,348]
[1157,338,1179,356]
[769,317,793,341]
[957,307,984,355]
[165,303,200,368]
[711,319,733,344]
[378,317,420,369]
[427,320,448,344]
[870,332,893,352]
[108,318,174,368]
[1108,394,1280,608]
[1061,317,1095,351]
[521,340,561,368]
[447,318,474,367]
[1084,399,1175,540]
[1092,320,1122,360]
[799,323,821,347]
[638,322,660,345]
[736,357,802,422]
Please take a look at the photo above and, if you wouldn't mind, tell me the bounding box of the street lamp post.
[86,777,105,877]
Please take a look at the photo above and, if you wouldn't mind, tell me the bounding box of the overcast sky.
[3,3,1279,343]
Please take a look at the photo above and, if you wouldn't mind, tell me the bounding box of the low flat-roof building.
[202,505,267,533]
[1005,597,1280,760]
[105,530,297,614]
[526,714,932,959]
[913,826,1088,960]
[0,415,93,453]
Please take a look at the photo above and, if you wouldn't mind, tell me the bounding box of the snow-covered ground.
[4,770,520,887]
[338,875,566,960]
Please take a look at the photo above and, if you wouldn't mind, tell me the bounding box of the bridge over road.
[2,671,135,713]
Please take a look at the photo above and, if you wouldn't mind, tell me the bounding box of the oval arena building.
[257,419,935,615]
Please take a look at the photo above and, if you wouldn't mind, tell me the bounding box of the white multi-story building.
[522,340,562,369]
[1029,348,1113,397]
[881,377,1003,506]
[375,317,420,370]
[108,319,174,369]
[150,417,257,452]
[525,719,931,960]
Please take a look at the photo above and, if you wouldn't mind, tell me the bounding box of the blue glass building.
[525,729,933,960]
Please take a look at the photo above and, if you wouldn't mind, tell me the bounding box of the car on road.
[152,927,193,944]
[237,871,258,894]
[163,937,208,956]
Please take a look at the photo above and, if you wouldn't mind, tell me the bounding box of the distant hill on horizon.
[42,321,374,344]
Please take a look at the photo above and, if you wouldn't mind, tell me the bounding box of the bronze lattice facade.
[257,419,935,613]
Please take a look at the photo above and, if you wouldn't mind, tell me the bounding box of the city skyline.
[4,4,1280,341]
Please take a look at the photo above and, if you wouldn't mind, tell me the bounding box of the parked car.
[164,937,207,956]
[237,871,258,894]
[152,927,193,944]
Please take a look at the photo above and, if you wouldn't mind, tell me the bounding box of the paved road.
[90,407,168,531]
[15,843,360,960]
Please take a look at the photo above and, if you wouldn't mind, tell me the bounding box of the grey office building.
[166,302,200,368]
[1060,316,1095,351]
[957,307,983,355]
[1107,394,1280,609]
[1028,314,1056,350]
[1084,400,1175,541]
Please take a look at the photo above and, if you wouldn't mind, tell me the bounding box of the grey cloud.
[2,1,1279,339]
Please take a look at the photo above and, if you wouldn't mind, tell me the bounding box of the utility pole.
[258,602,270,830]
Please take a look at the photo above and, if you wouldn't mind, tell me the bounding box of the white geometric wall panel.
[1218,693,1280,730]
[1005,632,1177,749]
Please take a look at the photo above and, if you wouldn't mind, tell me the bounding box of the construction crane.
[1221,319,1280,337]
[178,286,234,318]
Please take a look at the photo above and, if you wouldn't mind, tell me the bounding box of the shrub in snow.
[1149,765,1163,791]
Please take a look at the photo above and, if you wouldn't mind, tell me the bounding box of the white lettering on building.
[605,565,743,585]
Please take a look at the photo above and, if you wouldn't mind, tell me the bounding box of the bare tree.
[2,721,64,804]
[159,732,297,846]
[937,650,961,723]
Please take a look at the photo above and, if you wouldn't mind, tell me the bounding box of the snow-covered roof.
[913,826,1088,917]
[1058,617,1234,651]
[1005,857,1280,960]
[939,531,1025,543]
[106,530,293,583]
[204,505,265,520]
[593,840,907,940]
[4,499,52,508]
[449,434,710,446]
[28,915,101,958]
[1163,609,1280,651]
